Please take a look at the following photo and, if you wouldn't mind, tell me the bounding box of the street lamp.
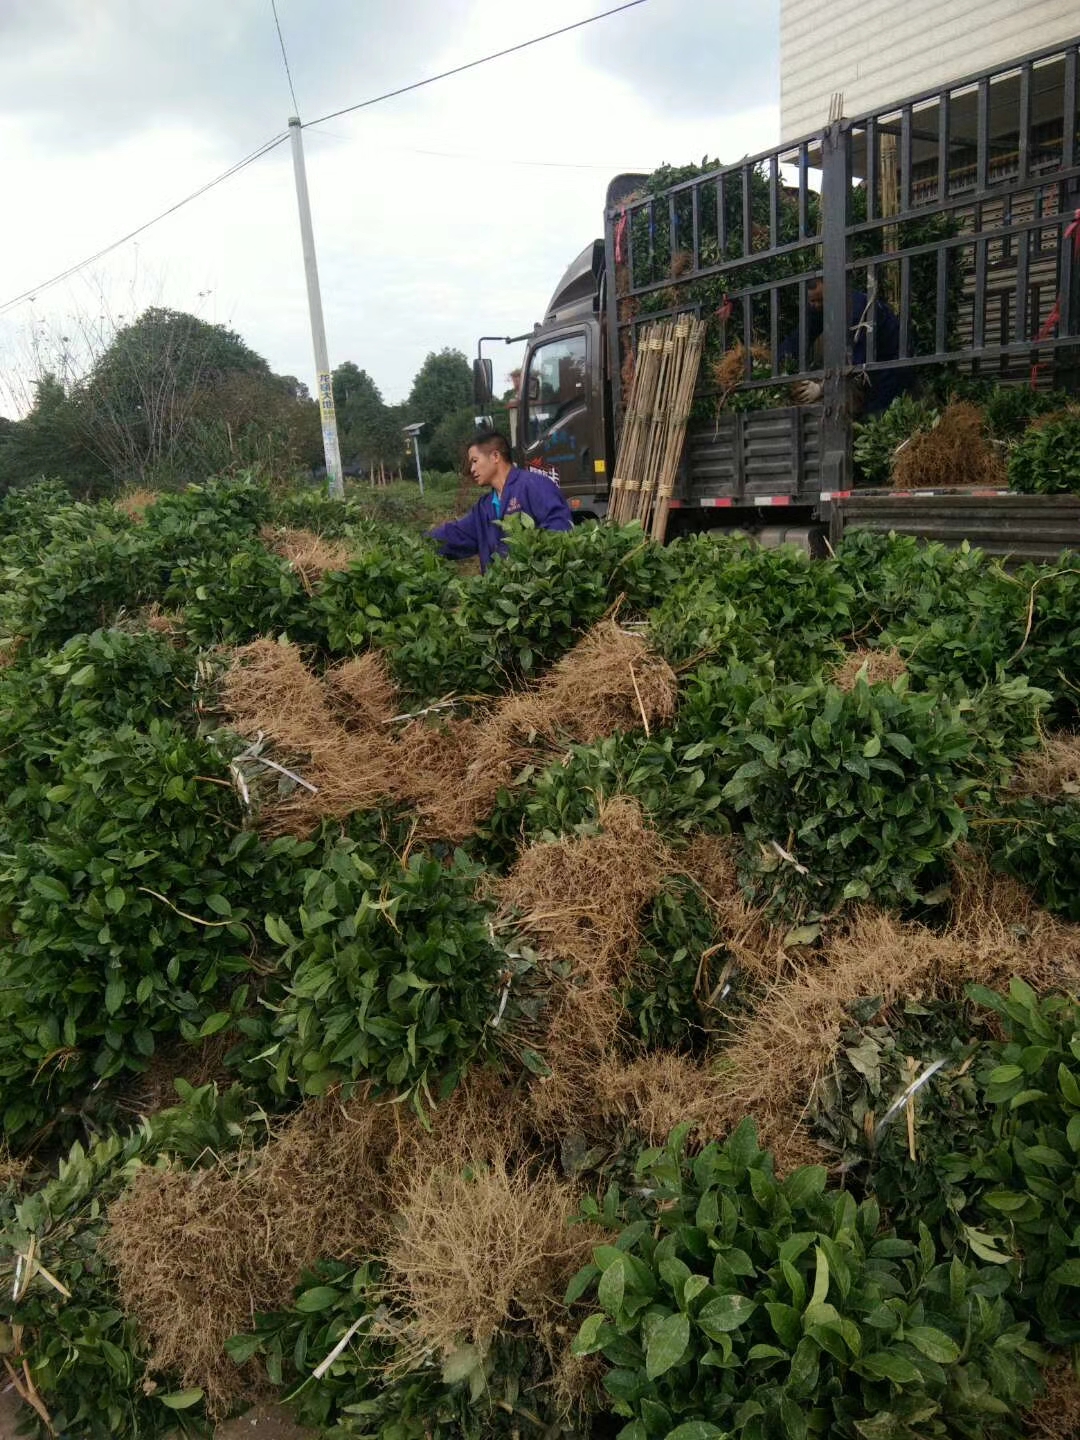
[403,422,425,496]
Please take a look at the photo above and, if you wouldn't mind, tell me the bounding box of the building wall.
[780,0,1078,138]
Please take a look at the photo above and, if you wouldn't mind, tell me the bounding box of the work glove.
[790,379,824,405]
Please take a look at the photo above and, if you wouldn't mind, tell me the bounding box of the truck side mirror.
[472,358,493,405]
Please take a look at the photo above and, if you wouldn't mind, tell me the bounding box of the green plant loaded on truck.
[475,35,1080,562]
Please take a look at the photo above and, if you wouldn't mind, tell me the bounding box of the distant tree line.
[0,308,512,496]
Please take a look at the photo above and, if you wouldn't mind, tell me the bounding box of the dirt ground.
[213,1403,315,1439]
[0,1391,313,1439]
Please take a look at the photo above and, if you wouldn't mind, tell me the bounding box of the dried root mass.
[892,402,1006,490]
[261,526,354,590]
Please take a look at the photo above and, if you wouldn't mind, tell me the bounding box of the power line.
[270,0,300,115]
[0,132,289,317]
[302,0,649,128]
[0,1,649,317]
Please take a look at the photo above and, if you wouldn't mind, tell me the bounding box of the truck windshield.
[523,333,586,448]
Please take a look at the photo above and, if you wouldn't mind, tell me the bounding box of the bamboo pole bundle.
[651,317,706,543]
[632,322,677,527]
[608,323,666,526]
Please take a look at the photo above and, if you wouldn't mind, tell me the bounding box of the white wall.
[781,0,1078,137]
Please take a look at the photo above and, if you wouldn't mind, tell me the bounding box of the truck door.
[520,326,598,495]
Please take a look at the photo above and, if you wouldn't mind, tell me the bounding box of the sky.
[0,0,781,415]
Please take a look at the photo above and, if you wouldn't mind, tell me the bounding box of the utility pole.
[403,422,425,495]
[288,116,344,499]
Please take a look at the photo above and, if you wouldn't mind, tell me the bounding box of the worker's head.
[808,277,825,310]
[467,430,513,488]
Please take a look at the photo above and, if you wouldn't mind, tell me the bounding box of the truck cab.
[516,240,608,515]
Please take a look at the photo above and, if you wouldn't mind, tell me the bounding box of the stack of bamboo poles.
[607,316,707,543]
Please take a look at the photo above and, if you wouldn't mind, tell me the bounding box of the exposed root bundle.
[383,1147,597,1361]
[892,402,1006,490]
[115,488,158,523]
[261,526,354,591]
[0,637,24,669]
[222,639,401,836]
[222,625,675,841]
[105,1078,525,1417]
[1026,1360,1080,1440]
[1011,732,1080,798]
[678,833,779,986]
[948,850,1080,994]
[323,651,399,730]
[413,624,678,842]
[498,797,668,976]
[713,343,771,399]
[717,870,1080,1162]
[139,604,187,642]
[497,799,683,1138]
[828,646,908,693]
[594,1051,732,1147]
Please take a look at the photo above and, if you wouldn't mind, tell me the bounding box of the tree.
[332,362,401,477]
[405,348,472,438]
[76,308,273,483]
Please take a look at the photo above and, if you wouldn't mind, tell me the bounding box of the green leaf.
[205,893,232,917]
[906,1327,960,1364]
[1050,1260,1080,1287]
[572,1312,606,1356]
[565,1264,600,1306]
[104,975,125,1016]
[962,1226,1012,1265]
[857,1352,922,1384]
[30,875,69,903]
[810,1246,830,1308]
[441,1344,484,1384]
[1058,1063,1080,1108]
[105,886,126,913]
[646,1311,691,1380]
[294,1285,340,1312]
[662,1426,724,1440]
[696,1293,756,1337]
[224,1333,263,1364]
[598,1256,627,1316]
[198,1011,232,1039]
[784,1169,827,1209]
[159,1389,204,1409]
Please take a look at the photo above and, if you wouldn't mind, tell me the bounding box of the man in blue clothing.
[781,278,915,415]
[427,431,574,572]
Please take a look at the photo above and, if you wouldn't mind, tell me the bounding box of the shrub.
[1008,414,1080,495]
[570,1119,1042,1440]
[0,722,311,1141]
[262,842,503,1111]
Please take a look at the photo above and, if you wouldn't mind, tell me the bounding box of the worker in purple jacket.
[428,431,574,572]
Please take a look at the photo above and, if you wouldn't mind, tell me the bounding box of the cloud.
[582,0,780,124]
[0,0,472,148]
[0,0,782,415]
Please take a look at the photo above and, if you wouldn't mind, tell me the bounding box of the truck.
[474,33,1080,562]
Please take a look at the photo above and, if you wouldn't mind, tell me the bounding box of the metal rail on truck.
[606,34,1080,501]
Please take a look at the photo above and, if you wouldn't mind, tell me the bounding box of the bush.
[570,1119,1042,1440]
[0,722,310,1142]
[2,1081,258,1438]
[1008,414,1080,495]
[853,395,939,486]
[262,842,503,1111]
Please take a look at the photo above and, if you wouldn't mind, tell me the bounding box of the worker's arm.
[521,474,574,533]
[427,502,484,559]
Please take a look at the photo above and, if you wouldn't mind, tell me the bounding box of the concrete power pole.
[288,116,344,500]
